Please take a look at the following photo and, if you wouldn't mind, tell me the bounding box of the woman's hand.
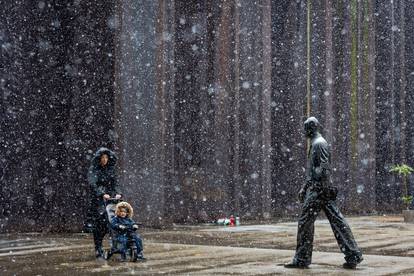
[103,194,110,199]
[115,194,122,199]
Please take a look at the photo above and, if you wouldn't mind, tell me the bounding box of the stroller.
[104,198,141,262]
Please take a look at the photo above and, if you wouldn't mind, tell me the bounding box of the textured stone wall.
[1,0,414,231]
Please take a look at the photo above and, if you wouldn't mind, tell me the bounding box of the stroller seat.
[104,199,139,262]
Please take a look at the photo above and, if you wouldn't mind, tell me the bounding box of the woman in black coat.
[87,147,122,258]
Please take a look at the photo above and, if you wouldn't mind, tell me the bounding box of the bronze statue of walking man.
[284,117,363,269]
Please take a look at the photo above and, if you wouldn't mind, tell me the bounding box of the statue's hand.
[298,187,306,203]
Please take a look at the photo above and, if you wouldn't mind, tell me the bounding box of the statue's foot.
[342,262,357,269]
[284,262,309,269]
[343,255,363,269]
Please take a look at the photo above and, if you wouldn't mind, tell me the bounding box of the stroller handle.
[104,198,123,205]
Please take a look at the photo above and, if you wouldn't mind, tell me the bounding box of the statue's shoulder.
[312,136,328,147]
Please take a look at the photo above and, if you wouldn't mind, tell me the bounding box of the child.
[106,201,145,261]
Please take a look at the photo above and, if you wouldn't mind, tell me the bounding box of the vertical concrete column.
[114,0,175,226]
[270,1,307,216]
[261,0,273,219]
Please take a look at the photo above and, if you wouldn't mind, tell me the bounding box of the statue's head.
[304,116,320,138]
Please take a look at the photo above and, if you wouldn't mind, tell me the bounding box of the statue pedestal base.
[403,210,414,223]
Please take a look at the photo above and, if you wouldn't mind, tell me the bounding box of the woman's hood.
[115,201,134,218]
[91,147,117,167]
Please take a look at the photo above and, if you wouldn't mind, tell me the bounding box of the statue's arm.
[312,143,330,181]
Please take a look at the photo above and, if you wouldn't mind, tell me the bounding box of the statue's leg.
[323,201,363,264]
[293,191,322,266]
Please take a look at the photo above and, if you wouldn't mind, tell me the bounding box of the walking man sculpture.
[284,117,363,269]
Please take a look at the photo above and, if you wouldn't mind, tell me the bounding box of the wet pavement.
[1,215,414,275]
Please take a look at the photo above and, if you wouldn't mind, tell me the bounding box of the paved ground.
[1,215,414,275]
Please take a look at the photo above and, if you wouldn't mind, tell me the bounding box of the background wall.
[1,0,413,231]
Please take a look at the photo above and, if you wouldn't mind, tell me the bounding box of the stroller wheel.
[105,250,113,261]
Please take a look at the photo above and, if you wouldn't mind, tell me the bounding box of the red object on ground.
[229,215,235,226]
